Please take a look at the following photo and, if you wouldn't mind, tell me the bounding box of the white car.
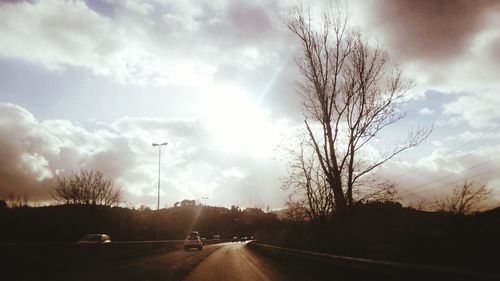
[77,234,111,244]
[184,234,203,251]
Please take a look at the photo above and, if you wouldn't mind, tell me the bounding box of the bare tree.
[284,195,309,223]
[5,192,29,208]
[353,179,399,203]
[52,170,122,206]
[282,139,334,221]
[285,5,431,214]
[435,181,492,215]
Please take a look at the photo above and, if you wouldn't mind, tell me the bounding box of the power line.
[402,165,500,199]
[392,141,498,187]
[390,139,478,184]
[398,159,497,196]
[394,153,470,187]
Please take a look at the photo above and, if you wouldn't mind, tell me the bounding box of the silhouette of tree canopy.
[180,199,196,207]
[284,5,431,214]
[1,202,499,275]
[52,169,122,206]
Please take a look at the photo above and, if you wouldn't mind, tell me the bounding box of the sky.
[0,0,499,209]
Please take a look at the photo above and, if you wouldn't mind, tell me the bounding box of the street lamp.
[152,142,167,241]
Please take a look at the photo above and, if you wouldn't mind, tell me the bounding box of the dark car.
[77,234,111,244]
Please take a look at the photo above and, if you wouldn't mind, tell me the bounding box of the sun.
[200,84,281,157]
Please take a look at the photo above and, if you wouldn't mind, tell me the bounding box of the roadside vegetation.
[273,4,499,274]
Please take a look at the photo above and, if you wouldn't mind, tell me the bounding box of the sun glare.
[201,85,280,157]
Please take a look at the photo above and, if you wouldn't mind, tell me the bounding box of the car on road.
[184,233,203,251]
[213,234,220,240]
[77,234,111,244]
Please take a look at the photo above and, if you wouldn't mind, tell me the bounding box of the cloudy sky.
[1,0,499,209]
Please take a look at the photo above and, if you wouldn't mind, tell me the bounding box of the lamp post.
[152,142,167,242]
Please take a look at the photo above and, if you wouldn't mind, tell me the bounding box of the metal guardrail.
[248,242,499,281]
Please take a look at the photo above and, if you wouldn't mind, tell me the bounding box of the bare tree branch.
[435,181,492,215]
[284,5,431,214]
[52,169,122,207]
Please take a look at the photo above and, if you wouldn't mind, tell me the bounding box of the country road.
[42,242,306,281]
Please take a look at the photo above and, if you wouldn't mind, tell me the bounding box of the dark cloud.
[371,0,499,61]
[82,138,136,178]
[201,0,286,47]
[0,104,55,199]
[84,0,115,18]
[489,38,500,70]
[0,103,139,202]
[226,0,272,39]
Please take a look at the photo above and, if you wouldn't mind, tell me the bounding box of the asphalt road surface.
[44,242,306,281]
[183,242,304,281]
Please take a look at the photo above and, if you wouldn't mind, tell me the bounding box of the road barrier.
[247,242,499,281]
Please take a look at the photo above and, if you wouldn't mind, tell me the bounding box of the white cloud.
[20,153,53,181]
[419,107,434,116]
[0,102,289,208]
[443,90,500,129]
[0,0,292,87]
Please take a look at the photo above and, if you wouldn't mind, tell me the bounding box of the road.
[22,241,486,281]
[43,242,306,281]
[183,242,304,281]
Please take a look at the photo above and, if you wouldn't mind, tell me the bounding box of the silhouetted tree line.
[264,200,500,273]
[1,192,30,208]
[0,203,280,242]
[1,199,499,272]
